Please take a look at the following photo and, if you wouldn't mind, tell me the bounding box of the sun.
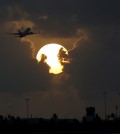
[36,43,69,74]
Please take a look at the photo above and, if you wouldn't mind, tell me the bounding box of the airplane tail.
[18,30,21,34]
[18,29,23,38]
[18,30,22,38]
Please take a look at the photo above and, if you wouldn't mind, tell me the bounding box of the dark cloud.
[64,32,120,99]
[0,38,51,94]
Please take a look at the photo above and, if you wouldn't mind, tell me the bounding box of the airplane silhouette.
[6,28,40,38]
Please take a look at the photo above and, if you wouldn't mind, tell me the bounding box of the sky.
[0,0,120,119]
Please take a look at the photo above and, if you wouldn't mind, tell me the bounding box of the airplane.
[6,28,40,38]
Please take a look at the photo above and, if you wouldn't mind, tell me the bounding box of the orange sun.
[36,43,69,74]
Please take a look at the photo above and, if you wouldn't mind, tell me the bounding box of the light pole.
[25,98,30,119]
[116,105,118,117]
[118,93,120,116]
[103,92,107,120]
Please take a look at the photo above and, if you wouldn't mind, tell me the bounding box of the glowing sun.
[36,43,69,74]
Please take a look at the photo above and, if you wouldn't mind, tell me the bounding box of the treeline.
[0,114,120,132]
[0,106,120,132]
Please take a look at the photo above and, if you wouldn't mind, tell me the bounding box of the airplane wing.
[28,31,40,35]
[6,33,19,35]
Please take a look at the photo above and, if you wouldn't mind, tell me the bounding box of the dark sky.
[0,0,120,119]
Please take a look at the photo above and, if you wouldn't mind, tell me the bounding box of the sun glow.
[36,43,69,74]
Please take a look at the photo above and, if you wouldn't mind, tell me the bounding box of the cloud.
[21,37,36,58]
[64,31,120,99]
[38,15,48,21]
[4,20,35,31]
[5,5,30,20]
[0,36,51,94]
